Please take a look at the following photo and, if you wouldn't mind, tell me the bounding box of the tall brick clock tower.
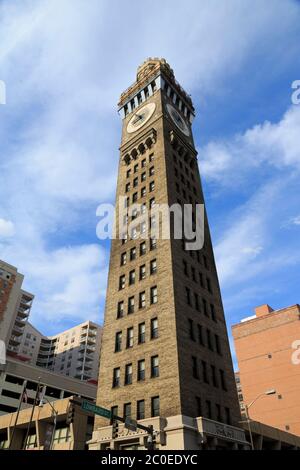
[89,59,244,450]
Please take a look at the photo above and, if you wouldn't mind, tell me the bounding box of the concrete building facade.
[232,303,300,437]
[90,58,242,450]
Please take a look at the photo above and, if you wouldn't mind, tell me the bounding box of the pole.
[23,378,42,450]
[8,380,27,450]
[245,405,254,450]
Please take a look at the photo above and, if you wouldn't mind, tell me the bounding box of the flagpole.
[8,379,27,450]
[23,377,42,450]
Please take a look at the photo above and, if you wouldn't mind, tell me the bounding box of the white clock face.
[127,102,156,134]
[167,103,190,137]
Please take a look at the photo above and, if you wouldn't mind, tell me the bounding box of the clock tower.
[89,58,245,450]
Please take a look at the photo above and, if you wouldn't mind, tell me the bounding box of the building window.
[125,364,133,385]
[126,169,131,178]
[206,329,213,351]
[196,397,202,417]
[206,277,212,293]
[186,287,191,306]
[149,181,155,192]
[124,403,132,420]
[137,400,145,420]
[139,264,146,280]
[128,296,135,314]
[202,361,209,383]
[111,406,118,422]
[53,427,71,445]
[125,182,130,193]
[129,270,135,285]
[194,293,200,311]
[141,187,146,198]
[150,318,158,339]
[137,359,145,381]
[215,335,221,355]
[140,242,146,256]
[115,332,122,352]
[188,319,195,341]
[225,407,231,425]
[130,247,136,261]
[199,272,204,288]
[206,400,212,420]
[119,275,126,290]
[149,166,155,177]
[139,291,146,309]
[203,255,208,269]
[138,323,146,344]
[191,267,196,282]
[134,164,138,173]
[192,356,198,379]
[133,176,138,187]
[149,153,154,162]
[141,158,146,168]
[150,237,157,250]
[216,404,222,422]
[149,197,155,209]
[113,368,120,388]
[141,172,146,182]
[150,286,158,304]
[151,356,159,378]
[151,396,160,417]
[202,298,208,316]
[220,370,227,391]
[126,327,134,349]
[210,304,216,322]
[183,260,188,276]
[132,192,138,203]
[150,259,157,275]
[211,365,218,388]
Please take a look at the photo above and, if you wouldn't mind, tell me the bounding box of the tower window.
[183,260,188,276]
[198,325,204,346]
[141,159,146,167]
[220,370,227,391]
[186,287,191,306]
[133,177,138,187]
[139,291,146,309]
[139,264,146,280]
[151,396,160,417]
[150,237,157,250]
[206,277,212,293]
[132,192,138,203]
[149,181,155,192]
[225,407,231,425]
[211,365,218,388]
[120,252,127,266]
[117,301,124,319]
[141,172,146,182]
[138,323,146,344]
[196,397,202,417]
[140,242,146,256]
[126,327,134,349]
[115,332,122,352]
[210,304,217,322]
[150,286,158,304]
[111,406,118,423]
[124,403,132,420]
[112,368,120,388]
[149,166,155,177]
[137,359,145,381]
[119,275,126,290]
[137,400,145,420]
[128,296,135,314]
[215,335,221,355]
[141,187,146,198]
[202,298,208,316]
[125,182,130,193]
[150,259,157,275]
[134,164,138,173]
[206,329,213,351]
[149,153,154,162]
[150,318,158,339]
[129,270,135,285]
[125,364,133,385]
[202,361,209,384]
[192,356,198,379]
[188,319,195,341]
[151,356,159,378]
[126,169,131,178]
[130,247,136,261]
[206,400,212,420]
[194,293,200,311]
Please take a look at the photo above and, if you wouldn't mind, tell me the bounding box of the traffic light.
[112,419,119,439]
[66,403,75,425]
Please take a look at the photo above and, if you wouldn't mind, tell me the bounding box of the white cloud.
[0,218,15,238]
[200,106,300,184]
[290,216,300,226]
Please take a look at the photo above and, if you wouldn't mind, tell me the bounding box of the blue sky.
[0,0,300,365]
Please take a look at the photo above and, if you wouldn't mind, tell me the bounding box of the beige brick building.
[90,58,243,450]
[233,303,300,437]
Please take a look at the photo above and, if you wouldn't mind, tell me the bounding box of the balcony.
[12,325,24,336]
[9,336,21,346]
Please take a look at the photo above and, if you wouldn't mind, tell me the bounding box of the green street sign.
[81,400,111,419]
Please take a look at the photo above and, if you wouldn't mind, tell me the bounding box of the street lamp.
[39,397,58,450]
[244,389,276,450]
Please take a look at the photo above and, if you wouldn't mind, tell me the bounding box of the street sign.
[124,417,138,431]
[81,400,111,419]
